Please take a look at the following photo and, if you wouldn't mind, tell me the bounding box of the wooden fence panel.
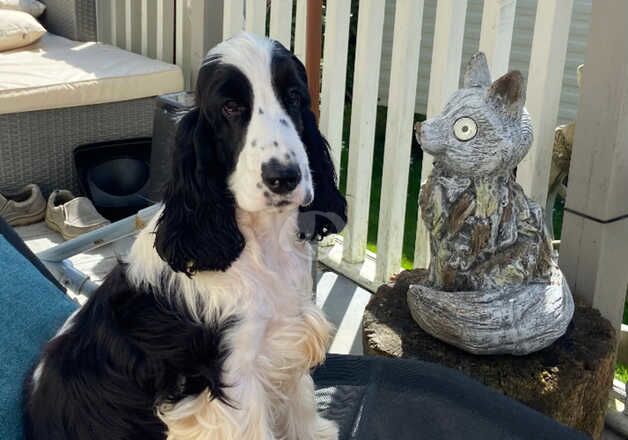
[269,0,293,47]
[342,0,386,264]
[414,0,468,269]
[319,0,351,172]
[516,0,574,206]
[376,0,425,282]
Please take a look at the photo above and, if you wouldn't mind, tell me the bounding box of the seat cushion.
[0,235,77,439]
[0,9,45,52]
[0,33,184,114]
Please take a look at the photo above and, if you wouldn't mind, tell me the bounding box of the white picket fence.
[95,0,574,291]
[329,0,574,292]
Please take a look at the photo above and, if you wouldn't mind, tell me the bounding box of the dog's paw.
[314,417,339,440]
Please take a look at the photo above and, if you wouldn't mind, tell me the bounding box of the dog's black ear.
[154,108,245,275]
[298,108,347,241]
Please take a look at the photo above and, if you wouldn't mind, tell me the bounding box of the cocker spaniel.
[24,32,347,440]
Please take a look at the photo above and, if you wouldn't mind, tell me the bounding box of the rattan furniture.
[0,0,182,195]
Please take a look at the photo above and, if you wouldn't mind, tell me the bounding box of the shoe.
[0,184,46,226]
[45,190,110,240]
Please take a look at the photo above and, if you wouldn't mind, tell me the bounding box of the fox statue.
[407,52,574,355]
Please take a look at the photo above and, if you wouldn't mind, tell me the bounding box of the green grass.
[616,362,628,383]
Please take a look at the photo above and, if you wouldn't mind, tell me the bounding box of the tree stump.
[363,270,616,439]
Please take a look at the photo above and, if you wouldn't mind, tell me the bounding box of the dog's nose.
[262,160,302,194]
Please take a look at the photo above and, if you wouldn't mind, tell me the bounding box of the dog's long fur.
[24,33,346,440]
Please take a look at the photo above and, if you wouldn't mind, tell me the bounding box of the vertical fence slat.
[96,0,112,44]
[270,0,293,48]
[414,0,468,268]
[375,0,424,281]
[319,0,351,171]
[294,0,307,63]
[516,0,574,206]
[245,0,267,36]
[223,0,244,39]
[342,0,386,264]
[156,0,174,63]
[478,0,517,77]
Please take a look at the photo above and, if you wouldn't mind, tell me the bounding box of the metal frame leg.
[37,204,162,296]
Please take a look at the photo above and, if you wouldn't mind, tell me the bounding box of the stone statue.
[407,52,574,355]
[546,64,583,238]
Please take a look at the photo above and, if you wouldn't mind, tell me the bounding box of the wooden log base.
[363,269,616,439]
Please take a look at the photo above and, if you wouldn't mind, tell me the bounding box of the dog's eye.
[453,117,477,141]
[287,89,301,107]
[222,100,245,118]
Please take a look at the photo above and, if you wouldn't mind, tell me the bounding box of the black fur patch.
[270,42,347,240]
[155,61,253,274]
[24,265,237,440]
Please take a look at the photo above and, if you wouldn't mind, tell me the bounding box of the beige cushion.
[0,0,46,17]
[0,9,44,52]
[0,34,185,114]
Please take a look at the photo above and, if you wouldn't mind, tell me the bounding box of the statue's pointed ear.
[486,70,526,119]
[463,52,491,88]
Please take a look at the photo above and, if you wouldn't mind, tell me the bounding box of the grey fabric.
[39,0,97,42]
[314,355,589,440]
[0,98,155,195]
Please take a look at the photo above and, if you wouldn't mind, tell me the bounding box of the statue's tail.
[407,268,574,355]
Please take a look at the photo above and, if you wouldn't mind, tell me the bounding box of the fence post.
[319,0,351,172]
[414,0,468,269]
[516,0,574,206]
[342,0,386,265]
[375,0,424,282]
[223,0,244,39]
[294,0,307,63]
[269,0,293,48]
[559,0,628,331]
[245,0,267,36]
[478,0,517,78]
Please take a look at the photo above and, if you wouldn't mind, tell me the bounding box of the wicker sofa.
[0,0,184,195]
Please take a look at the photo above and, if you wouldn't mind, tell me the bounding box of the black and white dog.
[24,33,346,440]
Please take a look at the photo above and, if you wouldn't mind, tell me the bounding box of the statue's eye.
[453,117,477,141]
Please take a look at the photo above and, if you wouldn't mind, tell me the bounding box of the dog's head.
[155,33,346,275]
[416,52,533,176]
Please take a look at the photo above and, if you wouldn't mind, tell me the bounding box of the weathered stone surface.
[411,52,574,354]
[364,270,616,439]
[407,267,574,355]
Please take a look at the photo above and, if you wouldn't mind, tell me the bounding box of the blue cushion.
[0,237,77,440]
